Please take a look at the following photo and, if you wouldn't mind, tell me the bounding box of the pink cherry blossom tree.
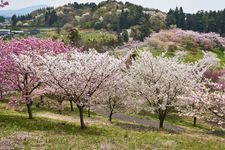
[34,50,124,129]
[0,38,71,119]
[0,0,8,7]
[125,50,218,128]
[34,87,67,114]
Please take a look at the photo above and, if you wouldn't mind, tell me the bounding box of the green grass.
[149,43,225,67]
[0,101,225,150]
[183,48,204,63]
[136,110,212,131]
[211,48,225,67]
[80,30,119,50]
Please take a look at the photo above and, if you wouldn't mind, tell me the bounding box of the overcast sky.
[2,0,225,13]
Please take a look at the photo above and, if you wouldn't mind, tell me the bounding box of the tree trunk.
[109,110,113,122]
[77,105,86,129]
[88,106,91,118]
[0,91,3,101]
[69,100,74,111]
[24,73,33,119]
[159,117,164,128]
[59,109,62,114]
[26,103,33,119]
[193,117,197,127]
[58,101,63,114]
[36,95,44,108]
[158,109,167,129]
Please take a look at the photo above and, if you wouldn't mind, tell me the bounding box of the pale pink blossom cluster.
[150,28,225,50]
[1,36,225,129]
[29,50,125,128]
[176,29,225,48]
[185,80,225,127]
[125,50,218,128]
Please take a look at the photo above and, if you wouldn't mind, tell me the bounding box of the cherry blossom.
[0,0,8,7]
[34,50,125,128]
[94,73,129,122]
[150,28,225,50]
[186,80,225,128]
[0,38,71,119]
[125,50,218,128]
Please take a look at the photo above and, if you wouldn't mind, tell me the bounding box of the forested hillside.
[167,7,225,36]
[10,0,166,41]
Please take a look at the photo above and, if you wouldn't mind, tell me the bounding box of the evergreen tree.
[166,9,176,27]
[167,7,225,36]
[11,14,17,26]
[178,7,185,28]
[122,29,129,42]
[0,16,5,23]
[49,10,58,26]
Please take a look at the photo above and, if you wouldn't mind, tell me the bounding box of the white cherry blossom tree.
[187,80,225,128]
[35,51,124,129]
[94,74,129,122]
[125,50,218,128]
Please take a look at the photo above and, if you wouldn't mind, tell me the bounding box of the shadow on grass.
[0,114,104,136]
[115,122,154,132]
[138,110,209,131]
[114,122,181,134]
[206,130,225,137]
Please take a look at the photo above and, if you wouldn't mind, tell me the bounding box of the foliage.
[121,30,129,42]
[131,25,151,41]
[11,1,165,38]
[166,7,225,36]
[94,21,103,30]
[80,31,119,51]
[0,16,5,23]
[44,10,58,26]
[67,27,81,46]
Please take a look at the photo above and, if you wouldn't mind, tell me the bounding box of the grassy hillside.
[0,99,225,149]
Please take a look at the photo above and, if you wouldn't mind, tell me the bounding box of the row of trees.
[44,10,58,26]
[11,14,32,26]
[0,16,5,23]
[1,37,225,129]
[71,2,97,10]
[166,7,225,36]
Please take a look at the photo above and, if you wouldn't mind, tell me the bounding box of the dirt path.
[93,107,184,132]
[35,112,108,126]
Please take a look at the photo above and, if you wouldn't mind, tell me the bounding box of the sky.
[2,0,225,13]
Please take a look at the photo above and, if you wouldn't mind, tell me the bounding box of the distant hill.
[6,1,166,41]
[11,1,166,34]
[0,4,49,18]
